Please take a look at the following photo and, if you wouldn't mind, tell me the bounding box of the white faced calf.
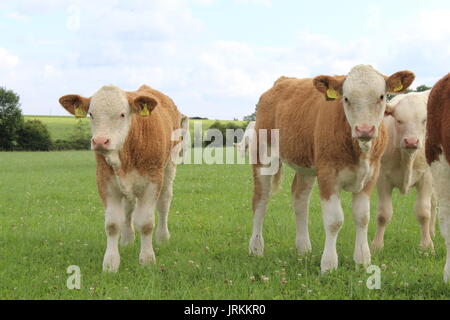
[59,85,184,272]
[372,91,436,251]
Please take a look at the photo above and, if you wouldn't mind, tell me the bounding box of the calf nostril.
[104,139,110,145]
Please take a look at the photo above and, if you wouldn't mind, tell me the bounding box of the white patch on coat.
[342,65,388,139]
[337,154,374,193]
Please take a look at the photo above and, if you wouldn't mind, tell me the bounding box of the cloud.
[0,48,20,70]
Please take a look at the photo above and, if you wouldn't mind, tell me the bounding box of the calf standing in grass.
[59,85,185,272]
[249,65,414,273]
[372,91,436,251]
[425,73,450,282]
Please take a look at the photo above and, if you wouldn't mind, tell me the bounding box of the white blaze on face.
[387,91,430,150]
[342,65,388,141]
[88,85,133,152]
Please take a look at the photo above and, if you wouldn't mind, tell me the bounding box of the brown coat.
[255,76,387,199]
[426,73,450,165]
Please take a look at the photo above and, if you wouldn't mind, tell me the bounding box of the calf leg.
[291,173,315,254]
[352,192,371,267]
[120,198,135,247]
[441,201,450,283]
[320,194,344,273]
[415,176,434,251]
[372,179,393,251]
[103,193,126,272]
[156,162,176,244]
[134,183,160,265]
[430,191,438,238]
[249,165,274,256]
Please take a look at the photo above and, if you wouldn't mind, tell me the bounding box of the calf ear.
[386,71,415,93]
[130,96,158,117]
[58,95,91,118]
[313,75,346,101]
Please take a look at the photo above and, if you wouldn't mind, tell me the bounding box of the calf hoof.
[420,240,435,253]
[354,246,371,267]
[371,240,384,252]
[296,238,312,255]
[155,228,171,245]
[249,235,264,257]
[320,253,338,274]
[120,228,135,247]
[103,252,120,273]
[139,251,156,265]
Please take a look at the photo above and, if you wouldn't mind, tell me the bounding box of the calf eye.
[380,95,384,100]
[120,113,126,118]
[344,97,349,103]
[89,112,93,119]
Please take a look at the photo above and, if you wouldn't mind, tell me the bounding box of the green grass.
[24,116,247,141]
[0,150,449,300]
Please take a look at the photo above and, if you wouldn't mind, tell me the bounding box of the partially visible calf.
[373,91,436,251]
[59,85,183,272]
[425,73,450,282]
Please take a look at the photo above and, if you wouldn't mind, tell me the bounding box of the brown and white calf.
[372,91,437,251]
[425,73,450,282]
[249,65,414,273]
[59,85,185,272]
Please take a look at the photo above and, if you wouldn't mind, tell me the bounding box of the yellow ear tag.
[140,103,150,117]
[74,106,87,118]
[394,83,403,92]
[326,88,340,101]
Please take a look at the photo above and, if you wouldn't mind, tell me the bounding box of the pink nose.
[92,137,110,150]
[355,125,376,140]
[404,138,419,149]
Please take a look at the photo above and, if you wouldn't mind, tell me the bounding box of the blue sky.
[1,0,450,119]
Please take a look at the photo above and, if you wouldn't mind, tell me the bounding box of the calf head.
[385,90,430,152]
[314,65,415,151]
[59,85,158,153]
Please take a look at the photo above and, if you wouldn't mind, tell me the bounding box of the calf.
[373,91,436,251]
[249,65,414,273]
[59,85,184,272]
[425,73,450,282]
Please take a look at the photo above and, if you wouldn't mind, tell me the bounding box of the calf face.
[314,65,415,150]
[386,91,430,151]
[59,85,157,153]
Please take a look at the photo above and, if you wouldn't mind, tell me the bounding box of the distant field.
[0,150,449,299]
[24,116,247,141]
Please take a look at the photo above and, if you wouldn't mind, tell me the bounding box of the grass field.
[0,149,449,300]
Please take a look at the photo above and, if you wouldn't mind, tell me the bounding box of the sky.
[1,0,450,120]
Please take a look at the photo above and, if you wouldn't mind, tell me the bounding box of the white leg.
[352,192,371,267]
[372,178,393,251]
[249,167,272,256]
[292,173,315,254]
[440,200,450,283]
[120,198,135,247]
[103,192,125,272]
[320,194,344,273]
[134,183,160,265]
[156,162,176,244]
[430,190,438,238]
[414,176,434,251]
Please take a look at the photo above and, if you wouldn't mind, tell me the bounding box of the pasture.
[0,145,449,299]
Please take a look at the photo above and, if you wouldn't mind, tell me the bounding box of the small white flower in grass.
[261,275,269,283]
[249,276,256,282]
[188,260,195,266]
[224,280,233,285]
